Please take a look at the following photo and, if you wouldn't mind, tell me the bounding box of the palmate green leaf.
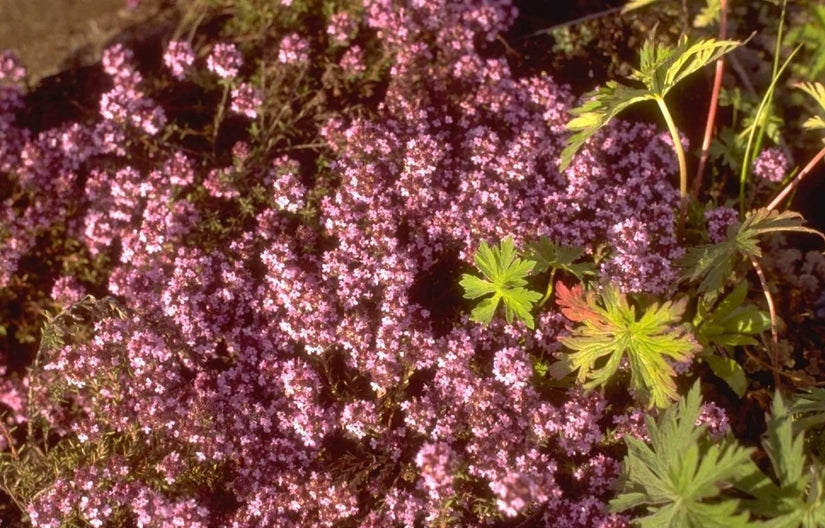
[460,237,542,329]
[559,82,654,172]
[610,383,755,527]
[523,237,596,279]
[551,282,700,408]
[739,393,825,527]
[680,208,825,294]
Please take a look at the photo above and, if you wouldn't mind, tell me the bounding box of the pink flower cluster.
[0,0,706,525]
[163,40,196,80]
[207,43,243,79]
[278,34,310,65]
[753,147,788,183]
[327,12,358,46]
[100,44,167,135]
[230,83,263,119]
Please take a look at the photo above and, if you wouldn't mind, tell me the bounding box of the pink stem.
[693,0,728,198]
[767,143,825,211]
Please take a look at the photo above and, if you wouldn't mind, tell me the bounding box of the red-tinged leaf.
[554,281,600,324]
[552,282,700,408]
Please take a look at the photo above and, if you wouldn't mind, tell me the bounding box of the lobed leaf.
[611,382,755,526]
[460,237,542,329]
[561,34,740,172]
[560,82,655,172]
[680,208,825,294]
[791,388,825,434]
[739,392,825,527]
[553,282,699,408]
[797,82,825,118]
[523,237,596,279]
[659,37,741,97]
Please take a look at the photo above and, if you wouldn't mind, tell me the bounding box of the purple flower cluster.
[753,147,788,183]
[0,0,705,525]
[327,12,358,46]
[704,205,739,243]
[278,34,310,65]
[163,40,196,80]
[207,43,243,79]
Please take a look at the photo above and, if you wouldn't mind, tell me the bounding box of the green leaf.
[680,208,825,294]
[694,282,771,351]
[611,382,755,526]
[791,388,825,433]
[693,0,721,28]
[621,0,664,14]
[738,209,825,246]
[552,282,700,408]
[523,237,596,279]
[739,392,825,527]
[702,354,747,398]
[797,82,825,118]
[560,83,655,172]
[632,35,741,99]
[560,34,740,172]
[459,237,542,329]
[795,81,825,140]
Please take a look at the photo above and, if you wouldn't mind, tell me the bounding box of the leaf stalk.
[655,96,689,236]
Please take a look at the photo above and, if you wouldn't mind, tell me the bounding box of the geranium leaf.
[680,208,825,294]
[659,36,741,97]
[560,82,655,172]
[738,392,825,526]
[553,282,700,408]
[611,383,756,526]
[524,237,596,279]
[459,237,542,329]
[561,34,739,172]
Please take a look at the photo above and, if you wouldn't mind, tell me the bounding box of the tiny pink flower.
[207,43,243,78]
[278,34,310,65]
[163,40,195,80]
[753,147,788,183]
[230,83,263,118]
[327,12,357,46]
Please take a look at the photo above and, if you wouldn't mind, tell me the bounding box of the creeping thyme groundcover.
[2,0,825,526]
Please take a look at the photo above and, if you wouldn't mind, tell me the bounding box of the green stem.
[538,269,558,308]
[212,80,231,146]
[737,44,801,216]
[655,96,688,237]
